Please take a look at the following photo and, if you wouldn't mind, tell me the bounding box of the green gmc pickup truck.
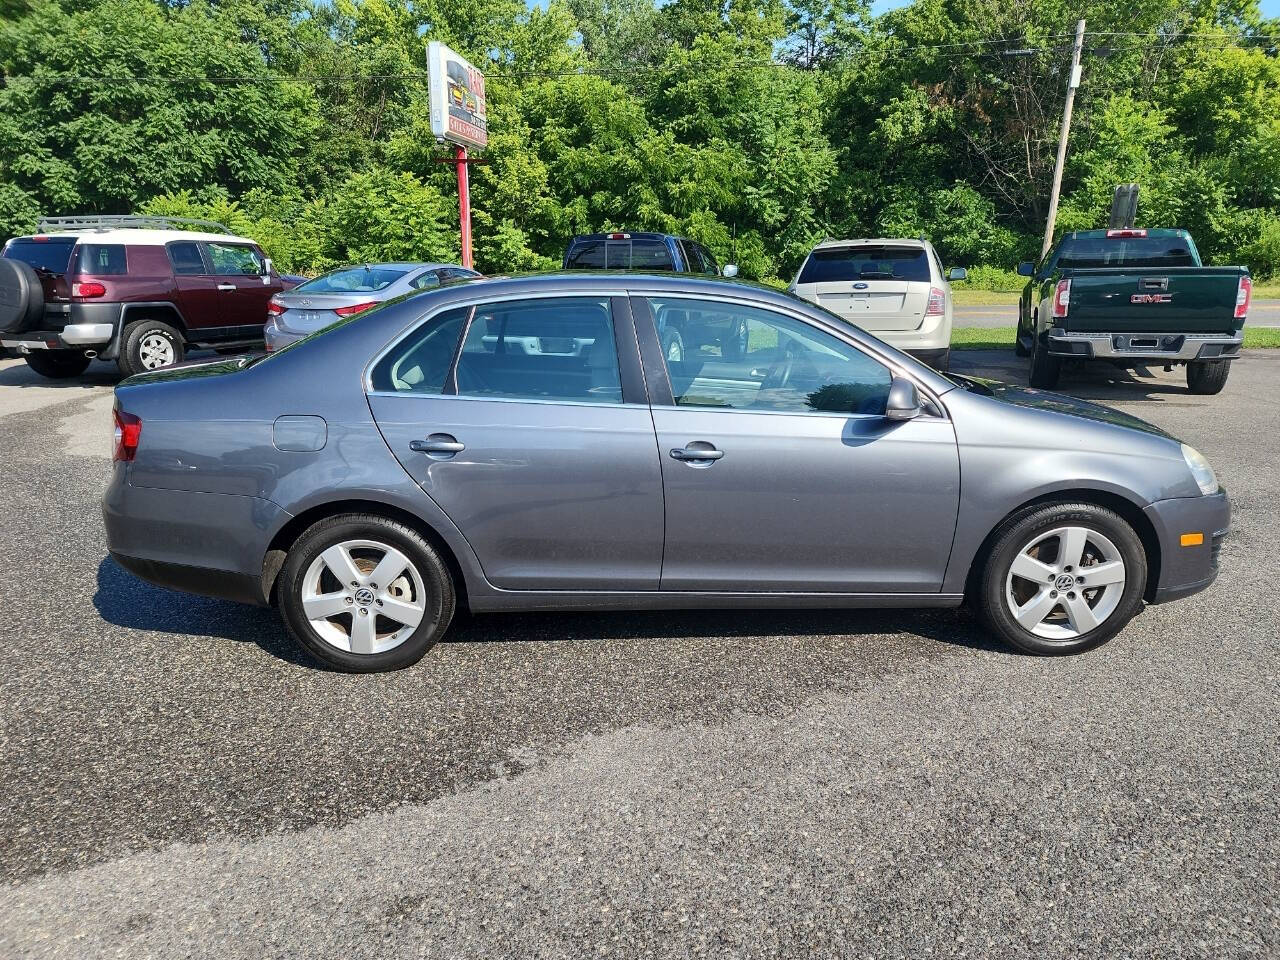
[1016,228,1252,394]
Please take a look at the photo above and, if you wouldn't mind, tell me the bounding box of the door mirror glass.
[947,266,967,282]
[1016,261,1035,277]
[721,264,739,279]
[885,378,922,420]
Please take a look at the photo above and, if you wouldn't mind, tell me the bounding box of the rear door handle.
[670,445,724,462]
[410,435,465,454]
[217,283,237,291]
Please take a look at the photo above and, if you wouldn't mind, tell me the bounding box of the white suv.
[789,238,964,370]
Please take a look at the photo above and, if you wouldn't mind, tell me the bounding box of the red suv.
[0,215,296,378]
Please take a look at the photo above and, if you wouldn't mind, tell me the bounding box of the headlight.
[1181,444,1218,496]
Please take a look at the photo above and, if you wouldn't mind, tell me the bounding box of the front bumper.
[1046,327,1243,362]
[1143,490,1230,603]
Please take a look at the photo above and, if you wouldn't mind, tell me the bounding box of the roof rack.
[36,214,234,235]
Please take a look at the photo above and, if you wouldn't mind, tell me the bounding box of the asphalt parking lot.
[1,349,1277,958]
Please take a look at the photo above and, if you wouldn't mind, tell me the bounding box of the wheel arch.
[262,498,472,612]
[963,488,1162,604]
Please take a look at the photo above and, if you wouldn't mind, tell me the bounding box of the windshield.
[1056,236,1198,269]
[3,237,77,273]
[798,246,931,284]
[296,265,409,293]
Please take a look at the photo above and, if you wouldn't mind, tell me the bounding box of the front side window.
[455,297,622,404]
[206,242,265,276]
[798,246,931,284]
[369,306,469,394]
[649,297,892,415]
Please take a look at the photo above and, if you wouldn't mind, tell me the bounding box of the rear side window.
[798,246,931,284]
[74,244,127,276]
[167,242,206,275]
[1056,236,1198,269]
[455,297,622,404]
[370,306,469,394]
[298,266,409,293]
[565,239,675,271]
[3,237,76,274]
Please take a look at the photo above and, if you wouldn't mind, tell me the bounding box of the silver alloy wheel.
[301,539,427,655]
[138,332,176,369]
[1004,525,1126,642]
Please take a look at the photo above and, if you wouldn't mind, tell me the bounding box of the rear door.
[367,293,665,590]
[794,245,931,332]
[166,241,222,330]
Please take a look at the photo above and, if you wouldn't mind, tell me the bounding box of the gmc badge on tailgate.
[1131,293,1173,304]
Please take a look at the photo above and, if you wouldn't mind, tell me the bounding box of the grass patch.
[1253,281,1280,299]
[952,288,1020,306]
[952,326,1280,351]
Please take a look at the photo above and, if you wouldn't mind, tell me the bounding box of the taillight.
[1235,275,1252,319]
[1052,279,1072,319]
[267,298,285,316]
[73,281,106,298]
[925,286,946,316]
[1105,229,1148,238]
[334,301,378,317]
[113,408,142,462]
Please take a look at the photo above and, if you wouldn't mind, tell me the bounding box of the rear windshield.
[3,237,76,274]
[75,244,127,275]
[565,239,675,270]
[1056,236,1198,269]
[296,265,409,293]
[798,246,931,284]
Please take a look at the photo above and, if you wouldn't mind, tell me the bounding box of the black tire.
[934,348,951,372]
[117,319,185,378]
[1014,309,1031,356]
[25,350,92,379]
[662,326,686,364]
[279,513,455,673]
[1187,359,1230,395]
[721,318,749,361]
[978,502,1147,656]
[1028,331,1061,389]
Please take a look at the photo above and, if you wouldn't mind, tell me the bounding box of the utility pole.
[1041,18,1086,261]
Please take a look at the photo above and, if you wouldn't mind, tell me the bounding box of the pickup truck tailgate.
[1065,268,1245,333]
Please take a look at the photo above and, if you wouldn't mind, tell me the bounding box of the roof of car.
[810,238,930,250]
[569,232,682,243]
[20,229,255,245]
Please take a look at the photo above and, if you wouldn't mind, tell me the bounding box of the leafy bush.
[955,265,1026,292]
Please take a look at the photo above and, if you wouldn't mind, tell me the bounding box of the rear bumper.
[2,304,124,352]
[1046,327,1243,362]
[103,470,288,606]
[1144,490,1230,604]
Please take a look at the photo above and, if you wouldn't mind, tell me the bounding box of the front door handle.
[217,283,237,291]
[410,435,465,455]
[670,444,724,462]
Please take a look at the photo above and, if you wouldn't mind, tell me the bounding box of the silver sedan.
[264,262,480,351]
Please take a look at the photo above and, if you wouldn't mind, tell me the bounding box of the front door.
[368,295,665,591]
[204,241,280,334]
[637,295,960,593]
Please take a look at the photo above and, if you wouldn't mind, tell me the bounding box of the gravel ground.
[0,351,1276,959]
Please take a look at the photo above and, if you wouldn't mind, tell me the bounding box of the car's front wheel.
[978,502,1147,655]
[279,513,455,672]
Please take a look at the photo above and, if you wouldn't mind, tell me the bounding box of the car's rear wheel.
[118,319,185,377]
[1027,332,1061,389]
[978,502,1147,655]
[279,514,455,672]
[662,326,686,364]
[24,350,91,379]
[1186,359,1230,395]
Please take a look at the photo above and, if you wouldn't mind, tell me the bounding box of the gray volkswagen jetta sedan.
[104,273,1229,672]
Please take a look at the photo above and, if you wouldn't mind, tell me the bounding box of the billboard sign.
[427,41,488,151]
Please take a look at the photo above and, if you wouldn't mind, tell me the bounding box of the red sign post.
[436,146,474,269]
[427,41,487,271]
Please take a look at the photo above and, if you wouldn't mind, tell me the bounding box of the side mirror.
[947,267,967,282]
[1016,261,1035,277]
[885,378,922,420]
[722,264,739,278]
[263,258,274,276]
